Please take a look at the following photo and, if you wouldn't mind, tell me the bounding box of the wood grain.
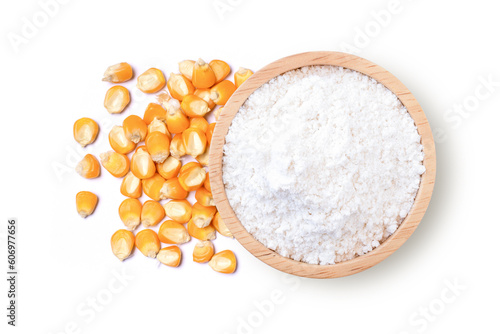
[208,51,436,279]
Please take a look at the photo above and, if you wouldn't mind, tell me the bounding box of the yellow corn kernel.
[209,250,236,274]
[178,164,206,192]
[130,147,156,179]
[123,115,148,144]
[76,191,98,218]
[102,62,133,83]
[170,134,186,159]
[76,154,100,179]
[73,118,99,147]
[210,80,236,105]
[213,212,233,238]
[99,151,130,178]
[214,107,224,121]
[160,177,188,200]
[156,156,181,179]
[111,229,135,261]
[158,220,191,244]
[167,73,195,101]
[193,240,214,263]
[145,131,170,163]
[141,200,165,227]
[109,125,136,155]
[195,186,215,207]
[120,171,142,198]
[179,161,202,174]
[194,89,216,110]
[142,173,166,201]
[234,67,253,88]
[135,229,161,258]
[137,68,166,93]
[163,199,192,224]
[157,246,182,267]
[192,58,216,89]
[190,117,209,133]
[209,60,231,84]
[206,123,215,145]
[178,60,195,80]
[182,127,207,157]
[195,143,210,167]
[148,117,170,136]
[143,102,166,125]
[192,202,217,228]
[187,219,216,241]
[104,85,130,114]
[180,94,210,118]
[118,198,142,230]
[204,172,211,193]
[166,100,190,134]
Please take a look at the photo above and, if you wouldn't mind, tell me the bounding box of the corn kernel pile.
[74,59,253,274]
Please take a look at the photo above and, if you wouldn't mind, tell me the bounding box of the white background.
[1,0,499,333]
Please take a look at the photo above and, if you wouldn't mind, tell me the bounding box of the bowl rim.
[208,51,436,279]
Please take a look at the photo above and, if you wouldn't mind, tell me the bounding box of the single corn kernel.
[145,131,170,163]
[204,172,211,193]
[234,67,253,88]
[178,164,206,192]
[192,58,216,89]
[148,117,170,136]
[120,172,142,198]
[158,220,190,244]
[157,246,182,267]
[143,102,166,125]
[187,219,216,241]
[130,147,156,179]
[135,229,161,258]
[213,212,233,238]
[166,100,190,134]
[210,80,236,105]
[111,229,135,261]
[195,143,210,166]
[192,202,217,228]
[170,134,186,159]
[193,240,214,263]
[73,118,99,147]
[214,107,224,121]
[190,117,209,133]
[118,198,142,230]
[167,73,195,100]
[182,127,207,157]
[209,250,236,274]
[178,60,195,80]
[104,85,130,114]
[160,177,188,200]
[99,151,130,178]
[76,154,100,179]
[163,199,192,224]
[206,123,215,144]
[179,161,202,174]
[195,187,215,207]
[156,156,182,179]
[180,94,210,118]
[141,200,165,227]
[209,60,231,84]
[123,115,148,144]
[102,62,133,83]
[137,68,166,93]
[76,191,98,218]
[109,125,136,155]
[194,89,216,110]
[142,173,166,201]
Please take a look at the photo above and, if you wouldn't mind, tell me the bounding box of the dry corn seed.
[195,186,215,207]
[192,202,217,228]
[158,220,191,244]
[178,60,195,80]
[213,212,233,238]
[142,173,166,201]
[206,123,215,145]
[120,171,142,198]
[234,67,253,88]
[181,94,210,118]
[123,115,148,144]
[209,250,236,274]
[178,164,206,192]
[143,102,166,125]
[179,161,203,174]
[190,117,209,133]
[163,199,192,223]
[157,246,182,267]
[137,68,166,93]
[76,154,100,179]
[104,85,130,114]
[166,101,190,134]
[99,151,130,178]
[73,118,99,147]
[170,134,186,159]
[192,58,216,88]
[145,131,170,163]
[193,240,214,263]
[210,80,236,105]
[214,107,224,121]
[109,125,136,155]
[195,143,210,166]
[135,229,161,258]
[148,117,170,136]
[187,219,216,241]
[204,172,211,193]
[160,177,189,200]
[209,59,231,84]
[182,127,207,157]
[102,62,133,83]
[118,198,142,230]
[194,89,216,110]
[76,191,98,218]
[111,229,135,261]
[167,73,195,101]
[130,147,156,179]
[141,200,165,227]
[156,156,182,179]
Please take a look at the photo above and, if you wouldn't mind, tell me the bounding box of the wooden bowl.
[208,51,436,279]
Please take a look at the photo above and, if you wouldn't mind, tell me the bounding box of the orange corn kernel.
[148,117,170,136]
[167,73,195,101]
[195,143,210,167]
[170,134,186,159]
[192,58,216,89]
[102,62,133,83]
[135,229,161,258]
[195,186,215,207]
[206,123,215,144]
[143,102,166,125]
[141,200,165,227]
[193,240,214,263]
[204,172,211,193]
[99,151,130,178]
[74,118,99,147]
[145,131,170,163]
[158,220,191,244]
[234,67,253,88]
[118,198,142,230]
[214,107,224,121]
[104,85,130,114]
[192,202,217,228]
[179,161,202,174]
[178,164,206,192]
[137,68,166,94]
[163,199,192,224]
[76,191,98,218]
[142,173,166,201]
[111,229,135,261]
[160,177,188,200]
[123,115,148,144]
[187,219,216,241]
[109,125,136,155]
[213,212,233,238]
[209,250,236,274]
[156,156,182,179]
[210,80,236,105]
[190,117,209,133]
[120,171,142,198]
[180,94,210,118]
[178,60,195,80]
[182,127,207,157]
[166,101,190,134]
[130,147,156,179]
[209,60,231,84]
[76,154,100,179]
[157,246,182,267]
[194,89,216,110]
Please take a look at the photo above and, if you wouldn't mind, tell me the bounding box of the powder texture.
[222,66,425,265]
